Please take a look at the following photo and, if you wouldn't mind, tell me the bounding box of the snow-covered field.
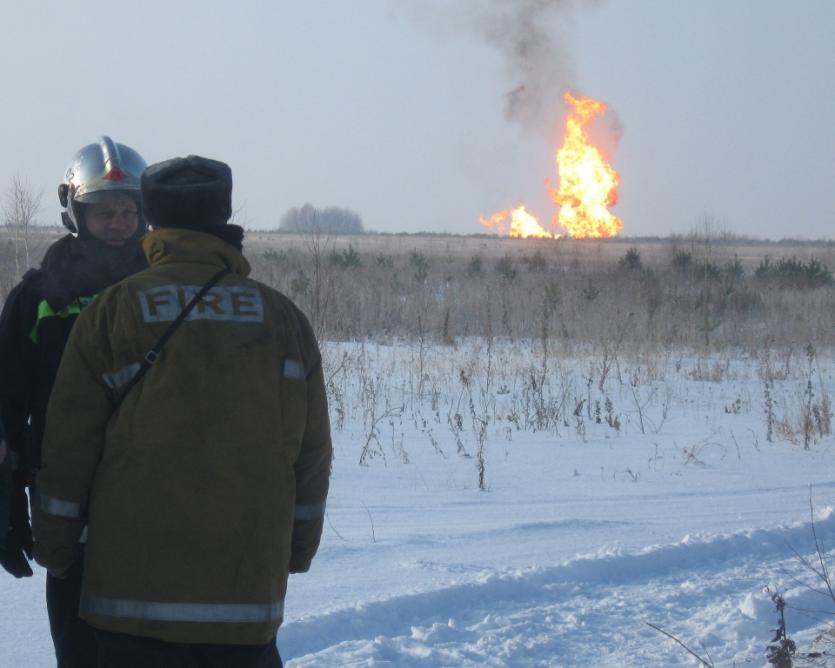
[2,340,834,666]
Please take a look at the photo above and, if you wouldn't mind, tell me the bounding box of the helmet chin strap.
[61,211,76,234]
[63,199,85,236]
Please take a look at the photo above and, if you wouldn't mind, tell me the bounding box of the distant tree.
[279,203,364,234]
[671,249,693,274]
[496,255,518,283]
[619,247,642,271]
[755,256,832,288]
[3,175,43,277]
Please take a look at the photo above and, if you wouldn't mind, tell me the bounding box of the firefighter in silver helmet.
[0,136,149,667]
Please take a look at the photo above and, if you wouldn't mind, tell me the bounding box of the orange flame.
[548,92,622,238]
[479,91,622,240]
[479,206,557,239]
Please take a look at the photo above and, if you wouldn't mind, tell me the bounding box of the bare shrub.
[773,346,833,447]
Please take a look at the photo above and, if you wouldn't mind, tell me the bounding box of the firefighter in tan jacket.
[33,155,331,667]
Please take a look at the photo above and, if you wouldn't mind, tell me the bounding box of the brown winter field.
[246,231,835,270]
[3,226,834,351]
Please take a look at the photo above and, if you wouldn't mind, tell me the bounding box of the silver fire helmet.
[58,136,147,235]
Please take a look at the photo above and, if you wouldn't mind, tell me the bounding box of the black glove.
[1,527,33,578]
[1,476,33,578]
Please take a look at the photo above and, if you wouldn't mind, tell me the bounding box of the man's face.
[83,192,140,247]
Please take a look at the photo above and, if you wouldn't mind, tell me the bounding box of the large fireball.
[479,91,622,240]
[548,92,622,239]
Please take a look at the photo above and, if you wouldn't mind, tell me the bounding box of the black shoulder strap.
[116,267,230,406]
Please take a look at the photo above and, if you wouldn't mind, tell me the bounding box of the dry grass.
[245,230,834,352]
[3,226,833,352]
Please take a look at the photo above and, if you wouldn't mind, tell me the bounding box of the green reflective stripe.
[81,595,284,624]
[29,298,89,343]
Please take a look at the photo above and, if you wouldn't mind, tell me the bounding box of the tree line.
[279,203,364,234]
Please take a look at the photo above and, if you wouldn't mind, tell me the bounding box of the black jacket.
[0,418,9,554]
[0,234,147,472]
[0,233,147,577]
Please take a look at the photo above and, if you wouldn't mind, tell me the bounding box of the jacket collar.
[142,228,251,277]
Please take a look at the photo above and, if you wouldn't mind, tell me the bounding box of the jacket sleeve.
[0,420,9,553]
[0,278,38,575]
[0,276,38,474]
[289,313,332,574]
[32,304,111,574]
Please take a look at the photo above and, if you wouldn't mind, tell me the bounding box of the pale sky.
[1,0,832,238]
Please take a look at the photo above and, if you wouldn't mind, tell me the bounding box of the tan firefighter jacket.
[33,228,332,645]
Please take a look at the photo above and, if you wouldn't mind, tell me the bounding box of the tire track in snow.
[280,510,835,664]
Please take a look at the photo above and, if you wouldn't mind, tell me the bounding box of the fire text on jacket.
[139,285,265,323]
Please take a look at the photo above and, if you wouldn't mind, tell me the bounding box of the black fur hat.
[141,155,232,230]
